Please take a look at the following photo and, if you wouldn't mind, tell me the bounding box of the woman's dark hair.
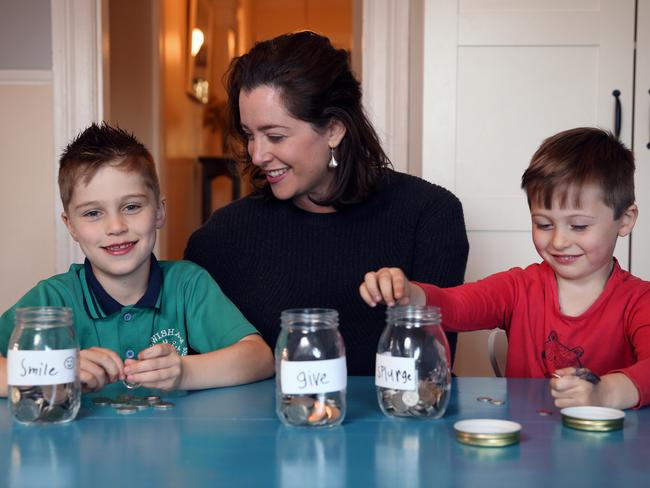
[225,31,391,207]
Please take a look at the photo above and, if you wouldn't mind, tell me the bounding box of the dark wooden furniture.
[198,156,241,222]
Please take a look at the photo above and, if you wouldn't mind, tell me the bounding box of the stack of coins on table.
[378,377,449,418]
[278,393,343,427]
[10,383,79,424]
[92,393,174,414]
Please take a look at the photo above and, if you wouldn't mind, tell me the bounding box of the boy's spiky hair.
[58,122,159,210]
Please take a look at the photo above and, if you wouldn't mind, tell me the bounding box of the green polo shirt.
[1,258,258,360]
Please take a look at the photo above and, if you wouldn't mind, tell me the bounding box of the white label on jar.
[7,349,77,386]
[281,357,347,394]
[375,354,417,390]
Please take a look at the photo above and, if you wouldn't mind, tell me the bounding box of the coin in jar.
[41,405,65,422]
[286,403,309,424]
[390,393,408,413]
[325,405,341,422]
[42,384,69,405]
[10,387,21,404]
[15,398,42,423]
[401,390,420,407]
[291,396,315,409]
[418,382,436,404]
[307,401,328,423]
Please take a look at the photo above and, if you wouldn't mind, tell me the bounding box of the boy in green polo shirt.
[0,123,274,395]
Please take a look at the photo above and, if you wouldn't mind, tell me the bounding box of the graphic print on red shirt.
[541,330,584,374]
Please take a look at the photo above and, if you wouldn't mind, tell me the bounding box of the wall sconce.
[186,0,212,104]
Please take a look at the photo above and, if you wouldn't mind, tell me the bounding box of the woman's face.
[239,85,345,213]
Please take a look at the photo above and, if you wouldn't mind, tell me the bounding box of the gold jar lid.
[453,419,522,447]
[560,406,625,432]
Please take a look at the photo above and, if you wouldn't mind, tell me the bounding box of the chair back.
[488,329,508,377]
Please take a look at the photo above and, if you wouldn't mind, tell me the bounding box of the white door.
[422,0,637,375]
[632,1,650,280]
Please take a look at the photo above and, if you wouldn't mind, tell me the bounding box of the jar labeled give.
[375,305,451,419]
[7,307,81,425]
[275,308,347,427]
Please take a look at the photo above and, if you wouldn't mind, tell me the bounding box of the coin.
[489,399,505,406]
[15,398,42,423]
[152,401,175,410]
[307,401,327,423]
[122,379,141,389]
[286,403,309,424]
[42,384,68,405]
[145,395,161,405]
[401,390,420,407]
[291,396,315,409]
[477,396,492,403]
[129,397,148,407]
[92,397,111,406]
[115,405,137,415]
[41,405,65,422]
[10,387,21,404]
[390,393,408,413]
[325,405,341,422]
[575,368,601,385]
[418,382,437,404]
[537,409,553,416]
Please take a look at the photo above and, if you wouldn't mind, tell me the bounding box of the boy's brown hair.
[58,122,160,210]
[521,127,635,219]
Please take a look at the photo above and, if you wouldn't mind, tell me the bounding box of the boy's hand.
[550,367,601,407]
[80,347,125,392]
[360,267,426,307]
[123,343,182,391]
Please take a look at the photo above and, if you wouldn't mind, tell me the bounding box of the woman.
[185,31,468,375]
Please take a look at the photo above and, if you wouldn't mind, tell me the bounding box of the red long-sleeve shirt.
[418,261,650,407]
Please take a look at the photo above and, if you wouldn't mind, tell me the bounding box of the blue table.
[1,377,647,487]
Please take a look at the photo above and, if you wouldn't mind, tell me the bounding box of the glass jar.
[7,307,81,425]
[375,305,451,419]
[275,308,347,427]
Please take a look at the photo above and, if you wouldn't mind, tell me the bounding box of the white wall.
[0,0,56,312]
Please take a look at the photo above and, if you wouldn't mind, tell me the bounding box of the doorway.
[107,0,355,260]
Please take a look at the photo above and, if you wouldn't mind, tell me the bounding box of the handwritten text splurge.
[375,354,417,390]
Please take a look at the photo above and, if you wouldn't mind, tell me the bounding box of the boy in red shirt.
[360,127,650,409]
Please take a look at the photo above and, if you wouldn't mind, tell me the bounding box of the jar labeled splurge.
[7,307,81,425]
[376,305,451,419]
[275,309,347,427]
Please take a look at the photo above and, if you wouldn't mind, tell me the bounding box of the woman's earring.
[328,148,339,169]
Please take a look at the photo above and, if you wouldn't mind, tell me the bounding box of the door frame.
[51,0,412,270]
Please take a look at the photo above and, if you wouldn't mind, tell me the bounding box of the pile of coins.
[477,396,505,406]
[92,393,174,415]
[278,394,343,427]
[9,383,79,424]
[379,379,448,418]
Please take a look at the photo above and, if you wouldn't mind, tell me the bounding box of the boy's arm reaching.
[360,268,426,307]
[123,334,274,390]
[550,368,640,409]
